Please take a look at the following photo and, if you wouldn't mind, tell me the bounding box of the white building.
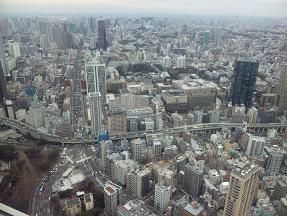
[114,159,137,186]
[162,56,172,68]
[104,185,118,216]
[101,140,113,168]
[153,140,162,156]
[131,138,146,162]
[120,89,135,110]
[176,55,186,68]
[154,183,171,213]
[9,41,21,58]
[246,135,265,157]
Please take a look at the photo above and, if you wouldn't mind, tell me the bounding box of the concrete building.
[131,138,146,162]
[101,140,113,168]
[117,199,154,216]
[84,193,94,211]
[247,106,258,123]
[182,202,204,216]
[97,20,108,50]
[264,145,284,175]
[114,159,137,186]
[208,110,220,123]
[9,41,21,58]
[65,198,82,216]
[85,63,106,104]
[246,135,265,157]
[104,185,118,216]
[158,169,174,186]
[194,110,203,124]
[162,56,172,68]
[153,140,162,157]
[176,55,186,68]
[183,163,204,198]
[89,92,102,137]
[120,89,135,110]
[161,90,188,113]
[173,79,217,109]
[136,169,151,198]
[276,65,287,111]
[108,107,127,134]
[154,183,171,213]
[223,160,259,216]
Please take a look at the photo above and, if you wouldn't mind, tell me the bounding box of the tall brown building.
[223,160,259,216]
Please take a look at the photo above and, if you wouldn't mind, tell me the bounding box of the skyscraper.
[104,185,118,216]
[85,63,106,105]
[154,183,171,213]
[223,161,259,216]
[230,60,259,110]
[183,163,203,198]
[97,20,108,50]
[276,65,287,111]
[89,92,102,137]
[0,62,7,104]
[0,36,8,76]
[89,17,97,33]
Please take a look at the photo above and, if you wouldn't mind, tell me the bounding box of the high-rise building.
[0,36,8,76]
[223,161,259,216]
[97,20,108,50]
[154,183,171,213]
[131,138,146,162]
[136,169,151,198]
[183,163,204,198]
[114,159,137,186]
[89,92,102,137]
[162,56,172,68]
[85,63,107,105]
[264,145,283,175]
[276,65,287,111]
[176,55,186,68]
[153,140,162,156]
[0,62,8,104]
[104,185,118,216]
[230,60,259,110]
[101,140,113,168]
[245,135,265,157]
[8,41,21,58]
[120,89,135,110]
[89,17,97,33]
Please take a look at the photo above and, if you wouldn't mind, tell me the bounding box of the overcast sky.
[0,0,286,17]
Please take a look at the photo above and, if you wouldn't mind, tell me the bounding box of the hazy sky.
[1,0,286,17]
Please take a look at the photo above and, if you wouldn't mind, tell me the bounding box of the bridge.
[1,117,286,145]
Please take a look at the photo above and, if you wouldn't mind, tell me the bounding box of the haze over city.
[1,0,287,17]
[1,0,287,216]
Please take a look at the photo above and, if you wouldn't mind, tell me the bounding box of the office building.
[101,140,113,168]
[89,17,97,33]
[182,202,204,216]
[104,185,118,216]
[0,36,8,76]
[161,90,188,113]
[117,199,154,216]
[173,79,218,109]
[223,160,259,216]
[194,110,203,124]
[247,106,258,123]
[120,89,135,110]
[8,41,21,58]
[108,107,127,134]
[183,163,204,198]
[114,159,137,186]
[89,92,102,137]
[153,140,162,156]
[0,62,7,105]
[158,169,174,186]
[162,56,172,68]
[131,138,146,162]
[176,55,186,68]
[276,65,287,111]
[230,60,259,109]
[208,110,220,123]
[246,135,265,157]
[104,181,122,216]
[65,198,82,216]
[137,169,151,198]
[97,20,108,50]
[154,183,171,213]
[264,145,284,175]
[85,63,106,104]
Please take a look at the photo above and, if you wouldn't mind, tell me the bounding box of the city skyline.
[0,0,287,17]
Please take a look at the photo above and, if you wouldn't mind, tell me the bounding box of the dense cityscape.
[0,7,287,216]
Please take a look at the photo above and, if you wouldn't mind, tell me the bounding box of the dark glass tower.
[230,60,259,110]
[96,20,108,51]
[0,62,7,103]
